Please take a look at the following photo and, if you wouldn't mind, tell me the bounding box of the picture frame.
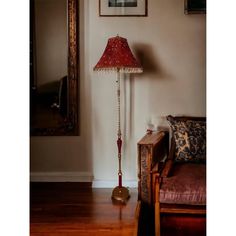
[99,0,147,17]
[184,0,206,14]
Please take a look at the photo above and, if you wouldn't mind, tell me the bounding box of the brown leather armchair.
[152,116,206,236]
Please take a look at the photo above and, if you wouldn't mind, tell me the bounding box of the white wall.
[30,0,206,186]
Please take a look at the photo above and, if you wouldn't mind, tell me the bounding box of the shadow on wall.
[133,43,170,80]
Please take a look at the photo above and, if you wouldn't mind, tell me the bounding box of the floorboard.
[30,183,138,236]
[30,183,206,236]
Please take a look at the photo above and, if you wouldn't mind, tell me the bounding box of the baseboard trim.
[30,172,138,188]
[30,171,93,182]
[92,180,138,188]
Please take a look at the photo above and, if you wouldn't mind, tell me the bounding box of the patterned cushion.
[167,115,206,162]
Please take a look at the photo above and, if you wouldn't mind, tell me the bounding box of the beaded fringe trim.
[93,67,143,73]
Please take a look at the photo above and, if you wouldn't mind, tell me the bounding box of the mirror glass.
[30,0,79,136]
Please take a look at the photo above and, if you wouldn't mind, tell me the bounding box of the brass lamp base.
[111,186,130,203]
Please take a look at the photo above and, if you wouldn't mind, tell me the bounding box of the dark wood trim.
[170,116,206,122]
[68,0,79,135]
[160,204,206,215]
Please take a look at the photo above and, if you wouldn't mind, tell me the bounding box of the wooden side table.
[137,131,169,205]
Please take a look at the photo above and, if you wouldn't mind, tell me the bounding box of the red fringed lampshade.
[93,36,143,73]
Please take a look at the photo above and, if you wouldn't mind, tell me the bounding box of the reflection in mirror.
[30,0,79,136]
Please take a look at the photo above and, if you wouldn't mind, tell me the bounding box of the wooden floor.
[30,183,206,236]
[30,183,138,236]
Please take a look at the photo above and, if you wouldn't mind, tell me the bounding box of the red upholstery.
[159,163,206,205]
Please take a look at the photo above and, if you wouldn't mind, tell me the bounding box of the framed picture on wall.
[184,0,206,14]
[99,0,147,17]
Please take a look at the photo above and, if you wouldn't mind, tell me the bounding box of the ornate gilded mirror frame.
[67,0,79,136]
[31,0,79,136]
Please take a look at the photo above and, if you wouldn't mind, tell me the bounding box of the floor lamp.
[93,36,143,202]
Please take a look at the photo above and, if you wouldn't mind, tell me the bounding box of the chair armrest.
[159,136,176,177]
[161,159,174,177]
[138,131,169,204]
[138,130,169,172]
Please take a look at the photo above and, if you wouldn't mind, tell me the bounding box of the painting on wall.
[99,0,147,16]
[185,0,206,14]
[108,0,137,7]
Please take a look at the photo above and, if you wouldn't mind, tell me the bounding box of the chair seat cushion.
[159,163,206,205]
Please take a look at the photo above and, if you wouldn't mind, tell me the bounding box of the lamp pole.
[117,69,122,188]
[111,69,130,202]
